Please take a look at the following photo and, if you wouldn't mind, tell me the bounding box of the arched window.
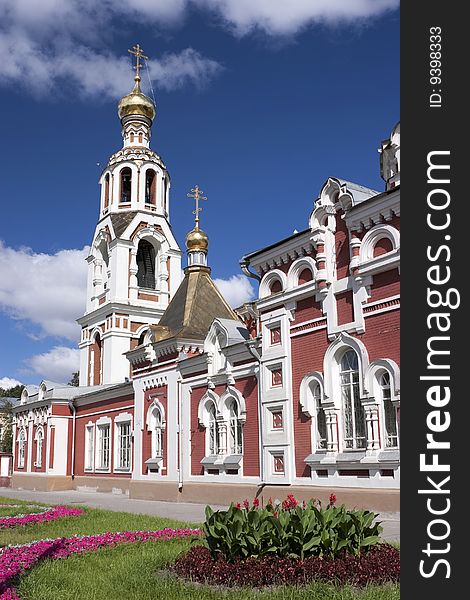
[380,371,399,448]
[310,382,327,450]
[228,400,243,454]
[104,174,110,209]
[340,350,366,449]
[130,133,135,143]
[90,333,102,385]
[270,279,282,295]
[153,408,164,457]
[120,168,132,203]
[208,402,219,455]
[136,240,156,288]
[145,170,156,205]
[298,268,313,284]
[138,133,143,143]
[18,429,26,468]
[373,237,394,257]
[35,427,44,468]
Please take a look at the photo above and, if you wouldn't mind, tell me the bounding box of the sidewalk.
[0,487,399,542]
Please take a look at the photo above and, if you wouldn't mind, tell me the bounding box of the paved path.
[0,487,399,542]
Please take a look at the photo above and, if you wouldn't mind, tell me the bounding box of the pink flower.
[252,497,260,508]
[243,499,250,510]
[0,527,202,597]
[0,506,83,529]
[235,503,241,509]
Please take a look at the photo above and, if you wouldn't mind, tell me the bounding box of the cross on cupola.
[185,185,209,268]
[128,43,148,85]
[187,185,207,228]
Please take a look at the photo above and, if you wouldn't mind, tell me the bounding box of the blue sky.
[0,0,399,387]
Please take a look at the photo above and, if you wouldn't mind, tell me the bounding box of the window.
[136,240,156,289]
[153,409,163,457]
[380,372,399,448]
[273,454,285,474]
[138,133,143,143]
[228,400,243,454]
[18,429,26,468]
[104,174,110,209]
[340,350,366,449]
[272,410,283,430]
[145,170,156,205]
[36,428,43,468]
[117,422,132,469]
[270,327,281,345]
[298,268,313,284]
[85,426,94,470]
[208,402,219,455]
[97,425,110,469]
[130,133,134,143]
[120,168,132,203]
[310,382,327,450]
[270,279,282,294]
[271,368,283,387]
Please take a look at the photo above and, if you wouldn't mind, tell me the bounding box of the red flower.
[282,494,299,510]
[252,497,260,508]
[268,497,273,506]
[235,503,241,509]
[243,499,250,510]
[329,493,337,506]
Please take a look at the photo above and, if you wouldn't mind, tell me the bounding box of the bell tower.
[78,45,182,386]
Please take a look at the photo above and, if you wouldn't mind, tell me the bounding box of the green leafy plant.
[203,495,382,561]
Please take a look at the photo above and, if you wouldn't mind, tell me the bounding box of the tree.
[68,372,79,387]
[0,399,13,453]
[0,385,23,398]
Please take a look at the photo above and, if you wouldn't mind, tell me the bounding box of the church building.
[11,47,400,511]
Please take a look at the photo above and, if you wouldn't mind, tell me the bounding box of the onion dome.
[118,75,156,123]
[185,225,209,253]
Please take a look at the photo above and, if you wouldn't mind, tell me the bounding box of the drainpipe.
[239,257,261,283]
[177,378,183,491]
[69,401,76,481]
[246,338,264,487]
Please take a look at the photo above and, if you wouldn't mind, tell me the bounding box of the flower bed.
[0,528,202,599]
[173,543,400,588]
[0,507,83,529]
[204,495,383,561]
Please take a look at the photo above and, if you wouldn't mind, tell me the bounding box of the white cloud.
[0,241,88,340]
[0,377,23,390]
[0,0,222,98]
[196,0,399,36]
[213,274,255,308]
[25,346,80,384]
[0,0,398,98]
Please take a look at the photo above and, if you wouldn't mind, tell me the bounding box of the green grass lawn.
[0,496,399,600]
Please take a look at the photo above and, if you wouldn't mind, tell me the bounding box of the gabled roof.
[151,266,237,343]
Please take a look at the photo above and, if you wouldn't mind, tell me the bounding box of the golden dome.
[118,76,156,122]
[186,226,209,252]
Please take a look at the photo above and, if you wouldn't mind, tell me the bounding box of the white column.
[325,409,339,452]
[364,405,380,450]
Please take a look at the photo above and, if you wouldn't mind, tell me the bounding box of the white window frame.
[340,350,367,450]
[18,428,26,469]
[35,426,44,468]
[84,422,95,471]
[228,399,243,455]
[95,417,111,472]
[379,371,399,449]
[116,421,132,470]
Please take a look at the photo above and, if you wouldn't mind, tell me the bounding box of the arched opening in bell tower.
[145,170,157,205]
[136,240,156,289]
[90,332,102,385]
[120,168,132,203]
[104,174,110,209]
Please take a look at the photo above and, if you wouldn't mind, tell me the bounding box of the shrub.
[203,496,382,561]
[173,544,400,588]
